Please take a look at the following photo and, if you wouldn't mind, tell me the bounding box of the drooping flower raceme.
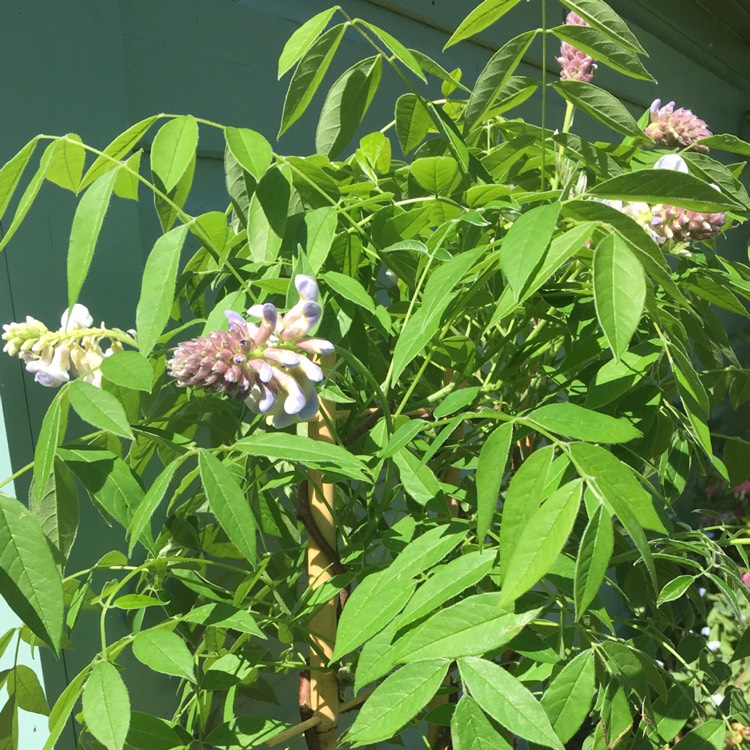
[557,12,597,83]
[600,154,726,245]
[2,304,127,388]
[644,99,712,153]
[167,275,334,428]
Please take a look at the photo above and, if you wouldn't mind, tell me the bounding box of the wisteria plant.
[2,2,750,749]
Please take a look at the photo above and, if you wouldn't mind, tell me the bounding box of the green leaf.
[234,433,368,481]
[593,234,646,360]
[657,575,695,606]
[476,423,513,542]
[0,142,56,255]
[391,593,538,663]
[0,139,37,225]
[10,664,49,715]
[100,351,153,392]
[113,594,166,610]
[68,380,133,439]
[126,712,184,750]
[452,696,513,750]
[569,442,661,586]
[411,156,461,194]
[60,448,144,531]
[334,523,466,660]
[127,459,182,555]
[359,21,426,81]
[540,650,596,742]
[43,666,90,750]
[392,448,442,505]
[31,391,66,518]
[348,660,449,746]
[527,402,641,443]
[279,24,347,136]
[316,55,383,158]
[396,550,496,629]
[132,628,195,682]
[113,149,142,200]
[458,657,564,750]
[30,458,78,567]
[204,717,290,749]
[224,127,272,182]
[465,31,536,125]
[81,116,158,189]
[445,0,523,48]
[560,0,646,54]
[67,169,118,309]
[500,202,561,300]
[247,165,291,264]
[304,206,337,274]
[198,450,256,565]
[323,271,375,313]
[574,505,613,618]
[46,134,85,192]
[499,480,582,607]
[82,661,130,750]
[696,133,750,157]
[550,25,653,81]
[0,494,64,653]
[553,80,645,138]
[278,7,339,77]
[150,115,199,193]
[135,224,188,355]
[181,603,264,637]
[395,94,432,155]
[381,419,427,458]
[498,446,557,579]
[433,387,481,419]
[671,720,724,750]
[589,169,742,212]
[391,246,484,383]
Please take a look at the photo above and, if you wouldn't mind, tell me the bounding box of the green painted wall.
[0,1,748,746]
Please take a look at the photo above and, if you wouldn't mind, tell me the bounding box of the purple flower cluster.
[644,99,712,153]
[557,12,597,83]
[167,275,334,428]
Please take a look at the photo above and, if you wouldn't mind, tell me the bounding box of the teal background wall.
[0,1,748,747]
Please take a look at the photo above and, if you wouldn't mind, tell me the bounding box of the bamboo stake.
[306,362,338,750]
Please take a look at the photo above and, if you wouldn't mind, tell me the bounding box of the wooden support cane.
[306,358,338,750]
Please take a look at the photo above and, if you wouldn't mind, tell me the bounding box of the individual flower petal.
[25,345,71,388]
[296,338,335,356]
[654,153,689,173]
[295,274,319,302]
[61,304,94,331]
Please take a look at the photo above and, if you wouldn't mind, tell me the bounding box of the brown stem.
[298,670,320,750]
[306,365,339,750]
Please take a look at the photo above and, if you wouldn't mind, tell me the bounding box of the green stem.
[540,0,548,191]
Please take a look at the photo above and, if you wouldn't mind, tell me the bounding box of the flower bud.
[557,12,597,83]
[644,99,711,152]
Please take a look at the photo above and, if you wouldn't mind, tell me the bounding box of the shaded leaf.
[475,423,513,542]
[199,450,256,564]
[0,494,64,653]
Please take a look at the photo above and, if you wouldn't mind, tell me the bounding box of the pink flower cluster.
[644,99,712,153]
[601,155,725,245]
[557,12,597,83]
[167,276,333,428]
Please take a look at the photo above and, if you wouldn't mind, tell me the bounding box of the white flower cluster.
[2,304,123,388]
